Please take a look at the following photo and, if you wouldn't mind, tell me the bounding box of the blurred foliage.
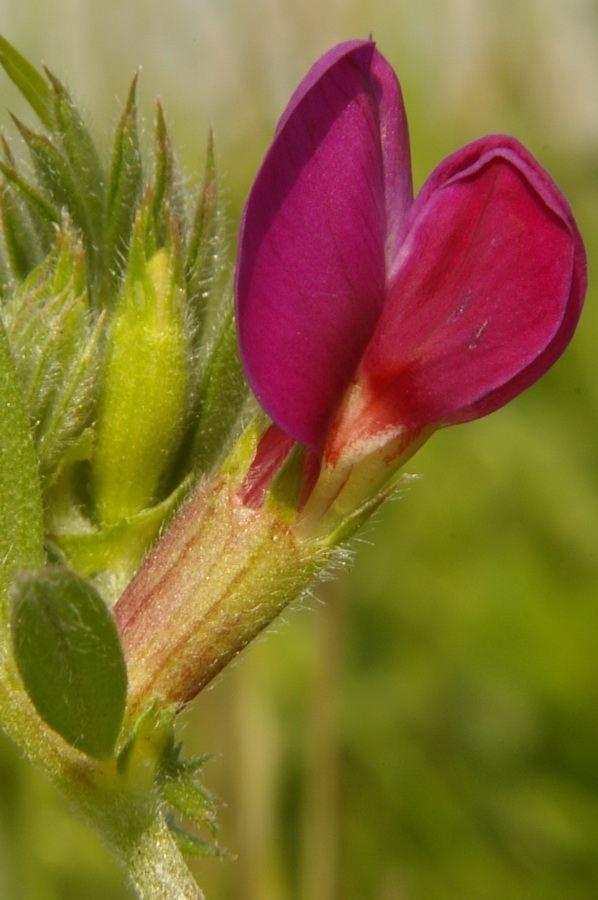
[0,0,597,898]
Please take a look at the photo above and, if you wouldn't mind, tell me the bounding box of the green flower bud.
[92,239,188,525]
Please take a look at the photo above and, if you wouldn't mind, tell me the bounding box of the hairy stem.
[107,808,206,900]
[0,655,205,899]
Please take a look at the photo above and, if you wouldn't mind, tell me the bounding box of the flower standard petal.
[236,41,412,453]
[353,135,586,440]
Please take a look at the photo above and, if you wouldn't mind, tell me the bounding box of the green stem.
[104,807,206,900]
[0,655,205,899]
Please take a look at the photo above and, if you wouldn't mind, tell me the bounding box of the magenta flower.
[236,40,585,497]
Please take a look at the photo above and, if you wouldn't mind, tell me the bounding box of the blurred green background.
[0,1,597,898]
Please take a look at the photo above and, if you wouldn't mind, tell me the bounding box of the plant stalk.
[0,655,205,899]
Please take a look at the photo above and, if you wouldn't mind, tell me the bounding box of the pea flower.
[2,35,586,900]
[236,39,586,524]
[116,37,586,714]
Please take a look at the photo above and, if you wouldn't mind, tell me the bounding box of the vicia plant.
[0,36,586,900]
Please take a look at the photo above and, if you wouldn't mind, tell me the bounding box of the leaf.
[46,68,105,197]
[11,116,91,240]
[184,130,217,280]
[0,241,9,295]
[49,490,186,606]
[157,740,224,858]
[35,309,104,479]
[0,319,44,626]
[105,74,143,281]
[160,773,218,831]
[1,233,103,480]
[189,306,249,473]
[11,566,128,758]
[0,158,61,238]
[151,101,175,236]
[0,35,54,129]
[0,180,43,279]
[167,819,226,859]
[45,68,106,273]
[184,131,222,331]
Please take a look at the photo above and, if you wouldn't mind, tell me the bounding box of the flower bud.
[92,235,188,525]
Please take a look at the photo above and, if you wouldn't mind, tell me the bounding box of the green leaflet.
[46,68,106,256]
[167,821,226,859]
[10,567,128,758]
[0,156,60,247]
[105,75,143,283]
[12,116,94,247]
[1,232,101,481]
[188,304,249,474]
[157,739,224,858]
[151,101,185,243]
[0,177,46,279]
[0,35,54,129]
[185,132,219,300]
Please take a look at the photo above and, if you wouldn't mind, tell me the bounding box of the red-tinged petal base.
[296,380,435,535]
[238,424,296,508]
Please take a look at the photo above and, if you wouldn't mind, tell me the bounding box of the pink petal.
[358,136,586,436]
[235,41,412,452]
